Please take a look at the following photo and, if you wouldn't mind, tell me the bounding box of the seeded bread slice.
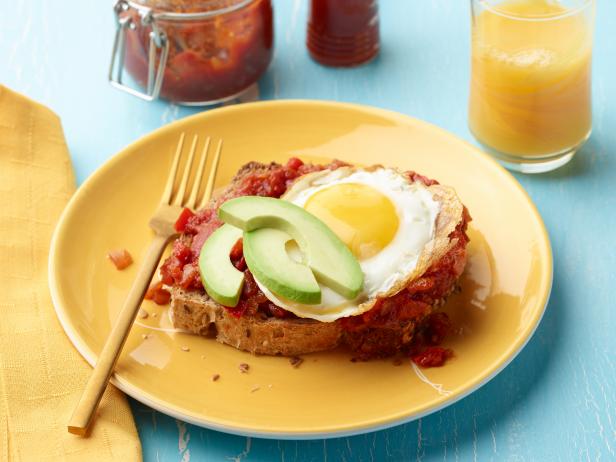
[170,287,342,355]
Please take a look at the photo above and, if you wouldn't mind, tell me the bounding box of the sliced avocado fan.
[218,196,364,301]
[198,221,322,306]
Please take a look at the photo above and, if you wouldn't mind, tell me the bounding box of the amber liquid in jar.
[307,0,379,67]
[123,0,273,104]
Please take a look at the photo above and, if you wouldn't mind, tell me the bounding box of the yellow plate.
[49,101,552,439]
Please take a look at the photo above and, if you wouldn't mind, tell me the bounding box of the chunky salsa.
[123,0,273,103]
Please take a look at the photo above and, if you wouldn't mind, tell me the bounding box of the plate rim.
[48,99,553,439]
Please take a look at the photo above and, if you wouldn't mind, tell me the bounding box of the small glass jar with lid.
[109,0,274,105]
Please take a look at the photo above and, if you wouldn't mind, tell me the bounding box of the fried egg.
[254,166,441,322]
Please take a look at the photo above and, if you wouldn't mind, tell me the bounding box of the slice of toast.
[168,164,468,357]
[171,287,342,355]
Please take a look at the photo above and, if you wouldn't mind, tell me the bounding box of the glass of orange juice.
[469,0,595,173]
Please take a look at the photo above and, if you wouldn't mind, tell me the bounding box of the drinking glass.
[469,0,595,173]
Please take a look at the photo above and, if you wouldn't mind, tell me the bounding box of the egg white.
[254,167,441,322]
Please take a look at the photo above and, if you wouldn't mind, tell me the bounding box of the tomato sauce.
[123,0,273,103]
[174,207,195,232]
[144,281,171,305]
[412,346,454,368]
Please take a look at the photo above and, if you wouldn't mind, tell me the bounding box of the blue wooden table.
[2,1,615,460]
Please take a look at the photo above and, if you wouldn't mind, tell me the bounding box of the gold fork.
[68,133,223,436]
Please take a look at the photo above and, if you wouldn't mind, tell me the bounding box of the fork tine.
[161,133,185,205]
[185,137,211,210]
[198,139,222,210]
[173,135,198,206]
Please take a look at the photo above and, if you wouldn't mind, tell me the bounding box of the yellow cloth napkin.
[0,86,142,461]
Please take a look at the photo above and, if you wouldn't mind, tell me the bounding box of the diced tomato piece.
[160,255,181,285]
[190,218,224,256]
[229,239,246,270]
[175,243,193,264]
[425,312,452,345]
[226,304,247,318]
[285,157,304,170]
[183,208,215,235]
[108,248,133,270]
[412,347,453,368]
[229,238,243,261]
[179,263,201,290]
[144,281,171,305]
[233,256,247,271]
[241,270,260,298]
[268,304,291,318]
[174,207,195,232]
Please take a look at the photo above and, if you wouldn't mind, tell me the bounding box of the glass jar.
[307,0,379,67]
[109,0,274,105]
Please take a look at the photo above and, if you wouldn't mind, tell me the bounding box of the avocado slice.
[198,224,244,307]
[218,196,364,300]
[243,228,321,304]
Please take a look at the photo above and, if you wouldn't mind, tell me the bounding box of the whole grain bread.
[168,161,468,356]
[170,285,455,356]
[171,287,342,355]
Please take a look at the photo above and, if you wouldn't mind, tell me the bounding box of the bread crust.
[171,287,342,355]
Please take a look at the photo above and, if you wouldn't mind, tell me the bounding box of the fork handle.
[68,234,170,436]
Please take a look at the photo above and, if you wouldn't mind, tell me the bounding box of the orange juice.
[469,0,593,158]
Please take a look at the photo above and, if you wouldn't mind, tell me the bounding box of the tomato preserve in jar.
[110,0,273,105]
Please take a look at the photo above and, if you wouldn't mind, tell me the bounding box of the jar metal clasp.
[108,0,169,101]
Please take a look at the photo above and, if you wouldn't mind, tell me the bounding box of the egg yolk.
[304,183,399,260]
